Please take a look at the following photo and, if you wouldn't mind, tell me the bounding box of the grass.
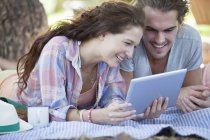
[185,12,210,39]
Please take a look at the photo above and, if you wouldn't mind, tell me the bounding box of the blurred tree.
[190,0,210,25]
[0,0,48,69]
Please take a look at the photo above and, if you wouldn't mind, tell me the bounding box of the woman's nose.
[126,47,134,59]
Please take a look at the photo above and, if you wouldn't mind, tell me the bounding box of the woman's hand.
[134,97,168,120]
[100,101,136,125]
[176,85,210,112]
[16,108,28,121]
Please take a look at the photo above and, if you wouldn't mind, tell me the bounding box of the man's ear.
[177,22,183,31]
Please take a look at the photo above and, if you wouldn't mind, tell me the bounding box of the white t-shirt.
[120,24,202,78]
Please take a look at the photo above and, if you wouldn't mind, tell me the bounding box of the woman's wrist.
[90,108,107,124]
[82,109,94,123]
[87,109,93,123]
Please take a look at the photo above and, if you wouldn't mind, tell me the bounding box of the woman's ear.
[98,33,107,41]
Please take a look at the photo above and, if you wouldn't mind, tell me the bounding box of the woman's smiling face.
[100,26,143,67]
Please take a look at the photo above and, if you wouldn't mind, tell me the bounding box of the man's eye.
[164,29,174,32]
[164,27,176,33]
[146,28,155,32]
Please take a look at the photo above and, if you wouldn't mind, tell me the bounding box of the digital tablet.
[126,69,187,114]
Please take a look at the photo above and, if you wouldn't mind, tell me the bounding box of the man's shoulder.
[176,24,201,42]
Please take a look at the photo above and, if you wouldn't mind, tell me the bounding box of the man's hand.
[189,90,210,108]
[176,85,210,112]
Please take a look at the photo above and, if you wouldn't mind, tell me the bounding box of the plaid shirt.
[18,36,126,121]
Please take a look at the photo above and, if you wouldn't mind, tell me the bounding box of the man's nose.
[155,32,165,44]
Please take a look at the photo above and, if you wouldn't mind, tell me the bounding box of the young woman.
[0,2,169,124]
[0,1,166,124]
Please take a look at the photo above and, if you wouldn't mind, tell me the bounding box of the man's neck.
[148,56,169,74]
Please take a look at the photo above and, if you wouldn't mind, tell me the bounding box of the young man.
[121,0,210,113]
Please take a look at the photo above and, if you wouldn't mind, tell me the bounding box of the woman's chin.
[106,59,120,67]
[111,63,120,68]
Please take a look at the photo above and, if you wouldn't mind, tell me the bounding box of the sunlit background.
[39,0,210,67]
[39,0,210,40]
[39,0,103,25]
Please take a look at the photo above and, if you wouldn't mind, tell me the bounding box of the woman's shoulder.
[42,36,79,55]
[45,36,72,48]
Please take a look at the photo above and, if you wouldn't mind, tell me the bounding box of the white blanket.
[1,107,210,140]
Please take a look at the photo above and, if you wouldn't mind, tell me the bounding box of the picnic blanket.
[1,107,210,140]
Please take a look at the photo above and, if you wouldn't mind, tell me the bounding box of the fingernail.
[132,114,136,118]
[132,110,136,113]
[127,103,132,106]
[139,113,144,117]
[202,92,206,96]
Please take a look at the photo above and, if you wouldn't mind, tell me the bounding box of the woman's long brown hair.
[17,1,145,91]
